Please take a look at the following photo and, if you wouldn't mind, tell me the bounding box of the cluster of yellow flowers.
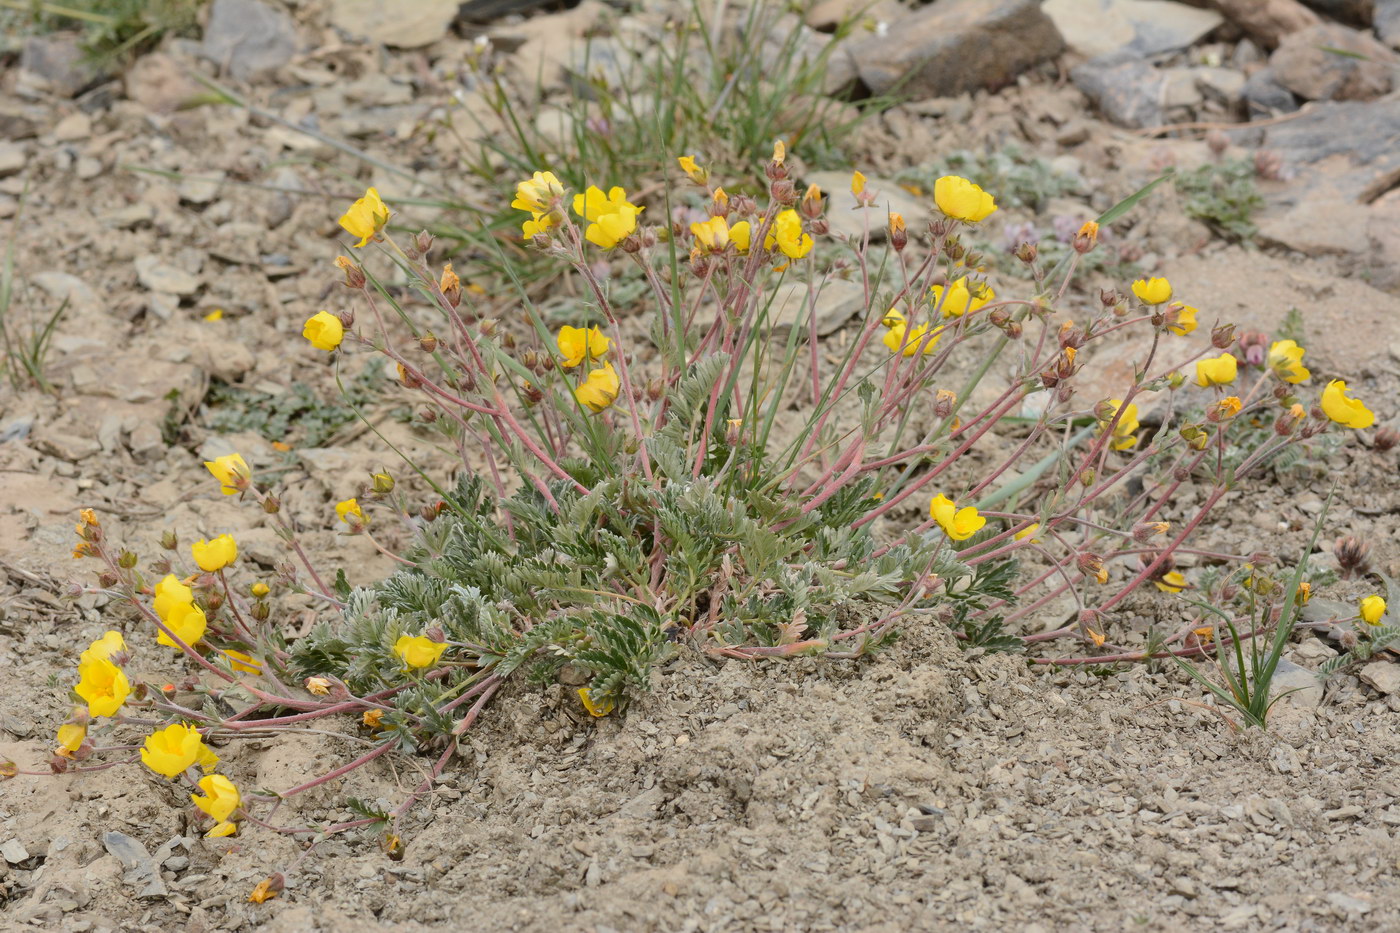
[141,723,242,837]
[554,324,620,412]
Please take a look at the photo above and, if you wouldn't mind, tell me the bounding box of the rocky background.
[2,0,1400,930]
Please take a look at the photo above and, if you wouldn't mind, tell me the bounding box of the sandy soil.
[3,2,1400,931]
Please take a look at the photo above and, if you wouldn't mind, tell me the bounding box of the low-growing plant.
[0,192,67,394]
[24,144,1384,899]
[1174,157,1263,242]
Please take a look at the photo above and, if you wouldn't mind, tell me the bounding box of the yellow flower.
[335,497,367,526]
[511,171,564,215]
[933,175,997,223]
[889,213,906,238]
[156,601,207,651]
[191,534,237,572]
[80,630,126,665]
[204,309,223,322]
[1098,399,1140,451]
[362,709,385,729]
[56,723,86,755]
[249,877,281,904]
[1262,339,1308,384]
[851,170,867,196]
[1360,595,1387,625]
[225,650,262,674]
[585,204,642,249]
[571,186,643,249]
[439,262,459,296]
[338,187,391,248]
[140,723,208,779]
[250,582,270,598]
[302,311,344,352]
[677,155,707,185]
[881,308,906,328]
[305,676,332,696]
[1167,304,1198,336]
[929,494,986,541]
[763,209,813,259]
[575,362,620,413]
[1077,220,1099,244]
[191,774,241,838]
[729,221,751,254]
[690,216,731,253]
[153,574,193,621]
[1215,396,1243,419]
[1298,581,1312,605]
[578,687,614,717]
[1013,523,1040,542]
[1320,380,1374,429]
[931,277,995,318]
[557,325,610,368]
[393,634,448,669]
[204,453,250,496]
[1195,353,1238,387]
[1154,571,1188,593]
[883,323,941,357]
[771,140,786,165]
[75,657,129,718]
[522,212,555,240]
[1131,277,1173,305]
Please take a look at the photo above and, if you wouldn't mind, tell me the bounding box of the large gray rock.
[848,0,1064,98]
[19,34,103,97]
[1380,0,1400,46]
[200,0,299,80]
[1071,58,1164,128]
[1269,23,1395,101]
[1044,0,1223,59]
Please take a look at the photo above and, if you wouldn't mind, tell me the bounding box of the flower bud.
[419,332,439,353]
[160,530,178,551]
[1211,323,1236,349]
[1374,427,1400,452]
[621,234,643,254]
[251,601,271,622]
[1099,288,1118,308]
[889,213,907,251]
[934,389,956,418]
[800,184,823,219]
[98,571,118,588]
[118,550,138,569]
[371,471,395,494]
[1335,536,1370,578]
[724,418,743,447]
[414,230,435,255]
[647,378,665,402]
[770,178,796,204]
[1073,221,1099,253]
[1079,468,1095,487]
[337,309,355,330]
[262,495,281,514]
[1077,552,1108,584]
[1056,384,1075,404]
[335,256,366,289]
[1132,521,1170,543]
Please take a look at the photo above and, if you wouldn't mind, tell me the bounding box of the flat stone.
[101,832,166,898]
[31,272,99,315]
[330,0,461,49]
[51,111,91,142]
[1,839,29,864]
[803,170,930,242]
[0,142,27,177]
[1071,58,1164,128]
[1270,24,1395,101]
[1195,66,1246,107]
[201,0,299,81]
[1044,0,1223,59]
[848,0,1065,98]
[135,254,201,296]
[178,172,226,205]
[1358,661,1400,695]
[768,278,871,338]
[1270,658,1322,708]
[1242,67,1299,117]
